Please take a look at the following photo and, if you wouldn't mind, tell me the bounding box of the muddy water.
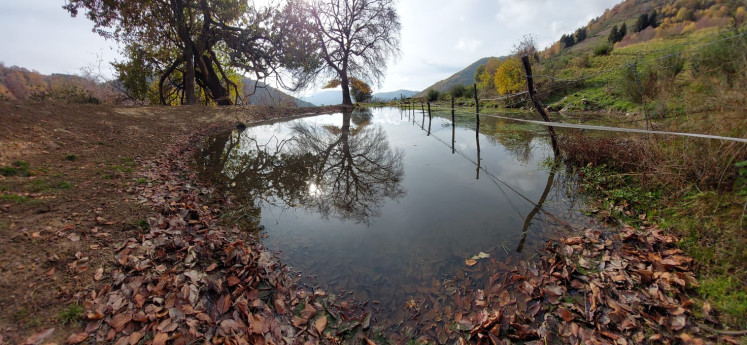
[196,107,598,330]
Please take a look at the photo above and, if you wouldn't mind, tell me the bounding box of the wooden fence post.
[521,55,559,155]
[451,96,454,110]
[474,83,480,133]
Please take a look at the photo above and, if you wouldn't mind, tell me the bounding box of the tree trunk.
[340,73,353,107]
[183,43,196,105]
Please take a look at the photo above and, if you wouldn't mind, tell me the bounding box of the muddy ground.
[0,101,343,344]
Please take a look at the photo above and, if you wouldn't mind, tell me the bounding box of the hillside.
[414,57,492,97]
[372,89,418,101]
[300,90,342,106]
[241,79,314,107]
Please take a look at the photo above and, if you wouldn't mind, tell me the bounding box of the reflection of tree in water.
[198,130,318,223]
[482,120,538,164]
[291,110,405,223]
[198,109,405,225]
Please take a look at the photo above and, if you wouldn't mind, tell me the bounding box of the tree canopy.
[65,0,319,105]
[296,0,401,106]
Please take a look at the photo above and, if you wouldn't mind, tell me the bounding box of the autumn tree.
[298,0,401,106]
[65,0,318,105]
[322,77,373,103]
[493,58,524,95]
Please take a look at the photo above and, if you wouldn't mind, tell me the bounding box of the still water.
[197,107,597,324]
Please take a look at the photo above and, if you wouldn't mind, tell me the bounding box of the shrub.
[658,51,685,80]
[620,62,658,104]
[426,88,439,102]
[593,43,613,56]
[449,84,466,98]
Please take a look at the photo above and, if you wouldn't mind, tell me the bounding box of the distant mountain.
[414,57,493,98]
[300,90,343,106]
[241,78,315,107]
[372,89,418,101]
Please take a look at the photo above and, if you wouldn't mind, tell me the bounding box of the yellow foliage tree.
[493,58,524,95]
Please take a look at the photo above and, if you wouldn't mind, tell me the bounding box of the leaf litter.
[75,130,373,345]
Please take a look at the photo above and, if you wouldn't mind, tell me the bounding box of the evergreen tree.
[609,25,619,43]
[619,23,627,40]
[635,13,649,32]
[649,10,658,28]
[560,34,575,48]
[575,27,587,43]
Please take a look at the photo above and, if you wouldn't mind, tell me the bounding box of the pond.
[196,107,600,332]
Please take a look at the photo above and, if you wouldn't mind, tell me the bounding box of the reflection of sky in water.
[201,107,596,315]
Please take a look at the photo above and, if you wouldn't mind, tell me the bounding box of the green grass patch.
[64,154,77,161]
[59,304,84,325]
[136,178,148,185]
[0,161,31,177]
[0,194,29,203]
[111,165,133,173]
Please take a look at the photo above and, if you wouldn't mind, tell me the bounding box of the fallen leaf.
[94,267,104,281]
[152,332,168,345]
[109,312,132,332]
[465,259,477,267]
[128,332,142,345]
[314,315,327,335]
[24,328,54,345]
[470,252,490,260]
[66,333,88,344]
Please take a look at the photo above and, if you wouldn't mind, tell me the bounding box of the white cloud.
[454,38,483,53]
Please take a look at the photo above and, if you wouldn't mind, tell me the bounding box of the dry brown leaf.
[465,258,477,266]
[128,332,142,345]
[300,303,317,320]
[94,267,104,281]
[66,333,88,344]
[314,315,327,336]
[110,312,132,332]
[557,307,574,322]
[217,294,232,315]
[152,332,168,345]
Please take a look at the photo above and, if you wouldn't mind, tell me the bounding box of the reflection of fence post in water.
[427,102,432,136]
[475,123,481,180]
[421,106,425,130]
[521,55,560,156]
[451,110,456,154]
[516,159,557,253]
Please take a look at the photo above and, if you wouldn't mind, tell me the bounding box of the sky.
[0,0,622,95]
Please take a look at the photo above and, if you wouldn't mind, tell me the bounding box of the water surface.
[197,107,597,324]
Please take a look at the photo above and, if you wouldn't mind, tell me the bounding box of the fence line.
[446,110,747,143]
[399,32,746,144]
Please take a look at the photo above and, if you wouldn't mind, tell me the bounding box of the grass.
[0,194,30,203]
[64,154,77,161]
[58,304,84,325]
[0,161,31,177]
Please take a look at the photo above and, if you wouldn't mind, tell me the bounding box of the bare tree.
[298,0,401,106]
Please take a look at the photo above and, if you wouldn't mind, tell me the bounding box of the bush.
[593,43,613,56]
[449,84,466,98]
[620,63,658,104]
[658,51,685,80]
[426,88,439,102]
